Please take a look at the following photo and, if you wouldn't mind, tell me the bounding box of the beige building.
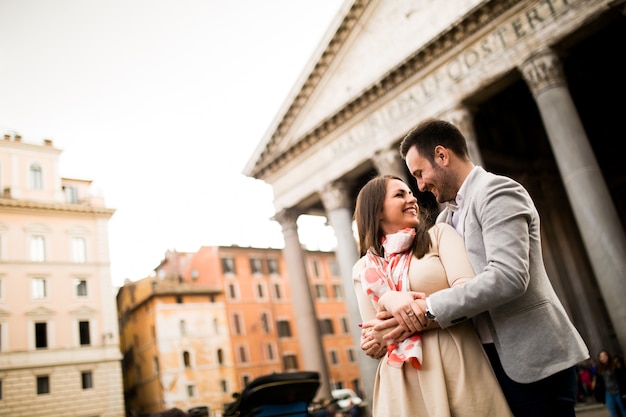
[0,134,124,416]
[117,246,361,417]
[244,0,626,403]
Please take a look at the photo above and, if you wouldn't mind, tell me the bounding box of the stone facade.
[244,0,626,403]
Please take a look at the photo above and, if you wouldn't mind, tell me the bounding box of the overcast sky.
[0,0,344,286]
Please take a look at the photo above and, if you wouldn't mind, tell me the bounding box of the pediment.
[244,0,483,178]
[26,306,56,317]
[0,308,10,317]
[70,305,97,317]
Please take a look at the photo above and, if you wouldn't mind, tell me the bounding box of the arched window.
[29,164,43,189]
[183,350,191,368]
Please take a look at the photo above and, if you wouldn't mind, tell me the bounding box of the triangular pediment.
[26,306,56,317]
[70,305,97,317]
[244,0,482,178]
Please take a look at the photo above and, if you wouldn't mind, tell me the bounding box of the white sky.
[0,0,343,287]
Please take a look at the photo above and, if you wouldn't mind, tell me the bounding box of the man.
[392,118,589,416]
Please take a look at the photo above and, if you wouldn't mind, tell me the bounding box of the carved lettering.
[330,0,588,158]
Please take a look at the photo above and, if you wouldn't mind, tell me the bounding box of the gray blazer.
[431,166,589,383]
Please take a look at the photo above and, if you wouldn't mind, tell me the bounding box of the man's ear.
[434,145,449,166]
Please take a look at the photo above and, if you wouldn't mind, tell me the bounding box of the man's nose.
[416,180,426,192]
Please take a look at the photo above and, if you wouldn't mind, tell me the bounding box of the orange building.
[117,245,362,416]
[0,134,124,417]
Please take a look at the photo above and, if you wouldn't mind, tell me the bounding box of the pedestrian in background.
[594,350,626,417]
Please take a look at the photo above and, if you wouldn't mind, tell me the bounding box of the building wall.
[117,245,362,417]
[0,134,123,417]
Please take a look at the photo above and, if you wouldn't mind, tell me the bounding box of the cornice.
[249,0,519,179]
[0,197,115,216]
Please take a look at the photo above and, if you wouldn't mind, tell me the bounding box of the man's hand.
[376,291,428,333]
[374,298,439,342]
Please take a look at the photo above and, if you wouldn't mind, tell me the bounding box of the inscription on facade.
[330,0,594,156]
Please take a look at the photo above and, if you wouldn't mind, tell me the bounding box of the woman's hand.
[360,319,388,360]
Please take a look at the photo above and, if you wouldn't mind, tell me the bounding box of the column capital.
[372,147,411,184]
[320,181,352,212]
[272,208,300,235]
[441,104,483,166]
[520,49,566,97]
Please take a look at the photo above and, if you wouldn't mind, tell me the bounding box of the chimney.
[44,139,53,146]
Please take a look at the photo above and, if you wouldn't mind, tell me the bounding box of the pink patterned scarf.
[360,228,423,369]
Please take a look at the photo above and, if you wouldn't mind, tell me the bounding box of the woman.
[352,175,512,417]
[594,350,626,417]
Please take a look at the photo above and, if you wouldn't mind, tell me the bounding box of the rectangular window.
[277,320,292,338]
[72,237,86,262]
[75,279,87,297]
[221,257,235,274]
[341,317,349,334]
[238,345,248,363]
[319,318,335,335]
[153,356,160,374]
[35,322,47,348]
[220,379,228,393]
[256,283,266,300]
[329,260,340,277]
[311,259,320,278]
[36,375,50,395]
[267,259,280,275]
[64,186,78,203]
[347,348,356,363]
[315,284,327,299]
[266,343,275,361]
[329,350,339,365]
[273,283,282,300]
[81,371,93,389]
[333,284,343,300]
[232,314,243,335]
[283,354,298,370]
[187,384,196,397]
[30,165,43,190]
[250,258,263,274]
[32,278,47,299]
[228,283,237,300]
[30,236,45,261]
[79,321,91,346]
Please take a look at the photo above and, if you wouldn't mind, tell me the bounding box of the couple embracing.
[352,119,589,417]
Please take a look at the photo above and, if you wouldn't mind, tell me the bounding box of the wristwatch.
[425,309,436,321]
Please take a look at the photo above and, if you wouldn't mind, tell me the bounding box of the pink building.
[0,133,124,417]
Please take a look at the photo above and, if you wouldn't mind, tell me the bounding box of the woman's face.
[380,178,419,235]
[599,351,609,364]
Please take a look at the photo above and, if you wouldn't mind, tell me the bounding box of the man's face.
[405,146,457,203]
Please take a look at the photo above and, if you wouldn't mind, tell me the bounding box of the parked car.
[331,388,363,412]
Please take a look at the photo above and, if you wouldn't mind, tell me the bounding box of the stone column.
[372,148,410,183]
[319,181,377,411]
[520,48,626,352]
[442,105,484,166]
[274,208,332,400]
